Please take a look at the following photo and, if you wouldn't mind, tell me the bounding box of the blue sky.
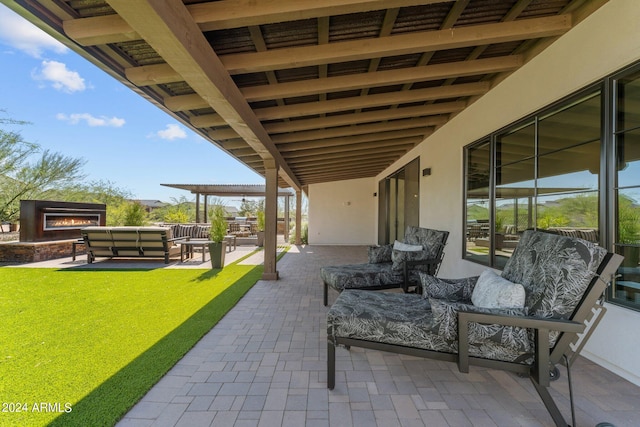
[0,4,263,204]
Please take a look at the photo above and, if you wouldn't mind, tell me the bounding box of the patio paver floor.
[104,245,640,427]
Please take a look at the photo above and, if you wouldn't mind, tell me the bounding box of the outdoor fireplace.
[19,200,106,242]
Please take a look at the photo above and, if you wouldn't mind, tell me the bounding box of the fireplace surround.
[19,200,106,242]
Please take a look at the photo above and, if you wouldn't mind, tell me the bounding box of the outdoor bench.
[81,226,181,264]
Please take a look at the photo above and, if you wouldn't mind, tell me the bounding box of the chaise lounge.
[320,225,449,306]
[326,230,623,427]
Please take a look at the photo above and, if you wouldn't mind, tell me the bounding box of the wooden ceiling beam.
[277,128,431,152]
[271,117,444,144]
[264,102,464,133]
[287,150,401,166]
[254,82,489,120]
[221,15,571,74]
[291,159,393,173]
[282,138,419,158]
[241,56,522,102]
[190,113,226,128]
[165,81,486,116]
[105,0,300,188]
[65,0,447,45]
[208,128,241,141]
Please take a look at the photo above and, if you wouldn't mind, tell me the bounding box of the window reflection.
[465,141,490,264]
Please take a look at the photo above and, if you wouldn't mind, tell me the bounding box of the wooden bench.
[81,226,181,264]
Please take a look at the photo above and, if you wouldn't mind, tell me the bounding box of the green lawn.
[0,250,276,427]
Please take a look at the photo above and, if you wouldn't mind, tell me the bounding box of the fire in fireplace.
[43,213,101,231]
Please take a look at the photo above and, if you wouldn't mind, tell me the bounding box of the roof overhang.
[2,0,609,189]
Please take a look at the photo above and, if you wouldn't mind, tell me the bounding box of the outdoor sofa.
[81,226,182,264]
[326,230,623,427]
[320,226,449,306]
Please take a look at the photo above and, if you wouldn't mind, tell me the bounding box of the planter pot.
[208,241,227,268]
[256,230,264,247]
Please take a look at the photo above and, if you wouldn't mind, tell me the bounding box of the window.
[611,68,640,308]
[465,91,602,269]
[464,60,640,311]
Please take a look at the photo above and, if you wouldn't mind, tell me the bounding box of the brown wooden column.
[284,195,290,242]
[295,190,302,245]
[262,159,279,280]
[195,193,200,223]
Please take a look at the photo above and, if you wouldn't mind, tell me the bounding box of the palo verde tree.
[0,112,85,223]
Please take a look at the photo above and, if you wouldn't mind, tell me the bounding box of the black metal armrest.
[457,310,584,387]
[402,257,441,293]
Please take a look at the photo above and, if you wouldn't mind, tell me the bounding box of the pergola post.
[203,195,208,223]
[284,195,290,243]
[295,190,302,245]
[195,193,201,223]
[262,159,279,280]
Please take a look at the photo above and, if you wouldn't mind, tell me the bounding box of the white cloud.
[33,60,86,93]
[0,6,67,58]
[57,113,125,127]
[156,124,187,140]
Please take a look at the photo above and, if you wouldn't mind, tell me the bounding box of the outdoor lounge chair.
[320,226,449,306]
[326,230,623,427]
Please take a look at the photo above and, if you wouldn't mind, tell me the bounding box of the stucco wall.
[308,178,376,245]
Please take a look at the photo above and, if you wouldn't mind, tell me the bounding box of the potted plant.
[208,205,228,268]
[256,209,265,247]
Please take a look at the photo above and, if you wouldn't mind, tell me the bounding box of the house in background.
[132,199,169,214]
[6,0,640,388]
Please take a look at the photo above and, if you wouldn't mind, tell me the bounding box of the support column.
[203,195,209,223]
[284,195,290,243]
[295,190,302,245]
[195,193,200,223]
[262,159,279,280]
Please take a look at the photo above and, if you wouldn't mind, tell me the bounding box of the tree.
[0,113,85,223]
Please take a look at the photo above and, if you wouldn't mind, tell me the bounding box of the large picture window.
[465,61,640,312]
[465,90,602,269]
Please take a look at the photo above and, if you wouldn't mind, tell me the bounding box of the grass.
[0,248,287,427]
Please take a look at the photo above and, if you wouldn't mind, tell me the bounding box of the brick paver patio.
[117,245,640,427]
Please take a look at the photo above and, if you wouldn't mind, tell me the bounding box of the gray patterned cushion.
[403,226,447,259]
[428,298,527,344]
[327,290,457,353]
[391,248,434,272]
[320,263,403,291]
[419,273,478,301]
[471,269,525,309]
[367,244,393,264]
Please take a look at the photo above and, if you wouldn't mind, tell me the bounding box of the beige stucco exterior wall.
[307,178,377,245]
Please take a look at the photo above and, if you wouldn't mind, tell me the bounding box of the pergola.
[161,183,298,242]
[3,0,607,279]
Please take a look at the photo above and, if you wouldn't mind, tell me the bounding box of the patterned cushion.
[391,248,433,272]
[471,269,525,309]
[419,272,478,301]
[403,226,447,259]
[321,263,403,291]
[192,225,210,239]
[393,240,422,251]
[367,244,393,264]
[328,290,456,353]
[502,230,607,318]
[428,298,527,344]
[175,224,196,238]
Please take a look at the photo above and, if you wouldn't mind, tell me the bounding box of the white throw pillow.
[393,240,423,252]
[471,269,526,309]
